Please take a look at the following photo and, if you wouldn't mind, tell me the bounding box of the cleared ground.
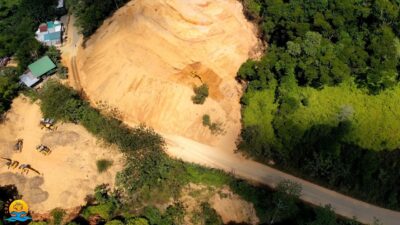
[0,97,123,212]
[74,0,261,152]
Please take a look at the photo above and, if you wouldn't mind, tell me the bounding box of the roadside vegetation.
[239,0,400,210]
[35,81,363,225]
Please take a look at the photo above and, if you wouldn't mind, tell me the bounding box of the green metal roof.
[28,56,56,78]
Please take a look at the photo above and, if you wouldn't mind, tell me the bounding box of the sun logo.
[5,200,31,222]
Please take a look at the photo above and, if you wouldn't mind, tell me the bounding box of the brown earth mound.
[75,0,260,149]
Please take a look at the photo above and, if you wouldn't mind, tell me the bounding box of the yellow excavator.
[40,118,56,131]
[36,145,51,155]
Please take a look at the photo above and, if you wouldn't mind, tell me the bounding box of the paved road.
[165,134,400,225]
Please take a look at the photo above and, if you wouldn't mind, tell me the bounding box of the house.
[35,21,63,46]
[19,56,56,87]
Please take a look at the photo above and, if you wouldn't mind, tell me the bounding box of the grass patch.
[243,81,400,151]
[97,159,113,173]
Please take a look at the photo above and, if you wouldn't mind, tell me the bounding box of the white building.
[35,21,63,46]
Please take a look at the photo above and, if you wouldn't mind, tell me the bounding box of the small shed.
[20,56,56,87]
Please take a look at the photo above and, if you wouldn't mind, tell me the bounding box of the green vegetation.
[38,81,362,225]
[192,84,209,104]
[50,208,66,225]
[202,114,224,135]
[196,202,223,225]
[96,159,113,173]
[0,0,58,71]
[66,0,129,37]
[239,0,400,210]
[0,68,20,114]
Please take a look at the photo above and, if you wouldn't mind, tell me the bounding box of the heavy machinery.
[36,145,51,155]
[40,118,56,130]
[13,139,23,152]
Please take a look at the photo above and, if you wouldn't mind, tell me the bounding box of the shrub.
[28,222,48,225]
[126,218,149,225]
[143,206,162,225]
[96,159,113,173]
[81,202,116,221]
[192,84,209,104]
[199,202,223,225]
[202,114,211,126]
[201,114,224,135]
[51,208,66,225]
[57,65,68,79]
[105,220,124,225]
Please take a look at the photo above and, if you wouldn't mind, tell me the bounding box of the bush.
[201,114,224,135]
[199,202,223,225]
[192,84,209,104]
[126,218,149,225]
[57,65,68,79]
[81,202,116,221]
[105,220,124,225]
[202,114,211,126]
[51,208,66,225]
[96,159,113,173]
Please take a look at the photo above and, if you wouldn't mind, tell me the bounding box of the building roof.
[44,31,61,41]
[47,21,56,29]
[28,56,56,78]
[39,24,48,32]
[57,0,64,8]
[20,71,40,87]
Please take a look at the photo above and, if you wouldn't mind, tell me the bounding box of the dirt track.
[165,134,400,225]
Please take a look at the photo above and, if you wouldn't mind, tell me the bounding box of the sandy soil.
[74,0,260,151]
[0,97,123,212]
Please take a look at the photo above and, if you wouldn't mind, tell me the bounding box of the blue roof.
[47,21,55,29]
[44,31,61,41]
[20,72,40,87]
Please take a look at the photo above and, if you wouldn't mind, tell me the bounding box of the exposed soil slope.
[75,0,259,149]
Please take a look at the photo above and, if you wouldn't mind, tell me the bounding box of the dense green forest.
[0,0,58,70]
[65,0,129,37]
[0,0,60,114]
[35,81,364,225]
[239,0,400,209]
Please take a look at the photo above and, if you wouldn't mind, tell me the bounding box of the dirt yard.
[0,96,123,212]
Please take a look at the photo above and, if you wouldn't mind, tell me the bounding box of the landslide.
[75,0,259,149]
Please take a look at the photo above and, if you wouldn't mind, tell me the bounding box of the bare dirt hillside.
[75,0,260,150]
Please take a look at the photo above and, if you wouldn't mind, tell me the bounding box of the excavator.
[40,118,56,131]
[18,164,40,175]
[13,139,23,152]
[1,157,19,169]
[36,145,51,155]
